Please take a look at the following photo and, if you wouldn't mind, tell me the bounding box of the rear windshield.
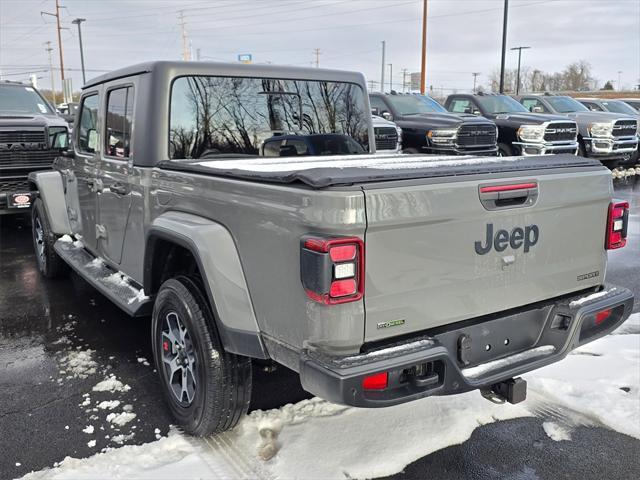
[169,76,370,159]
[0,84,53,115]
[545,96,588,113]
[386,94,446,114]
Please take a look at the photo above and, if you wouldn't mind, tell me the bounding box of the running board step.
[54,240,152,317]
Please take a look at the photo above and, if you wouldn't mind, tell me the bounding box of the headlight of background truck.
[427,129,457,144]
[517,125,545,142]
[588,122,614,137]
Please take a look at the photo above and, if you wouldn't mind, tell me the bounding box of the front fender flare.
[145,211,268,359]
[28,171,71,235]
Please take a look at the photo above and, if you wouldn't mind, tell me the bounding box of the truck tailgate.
[363,168,612,342]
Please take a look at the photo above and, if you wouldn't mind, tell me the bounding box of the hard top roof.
[83,60,366,90]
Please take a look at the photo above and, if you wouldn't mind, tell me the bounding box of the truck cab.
[369,92,498,156]
[513,94,638,164]
[0,81,69,214]
[444,93,579,157]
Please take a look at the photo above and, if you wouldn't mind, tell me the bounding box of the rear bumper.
[299,285,634,408]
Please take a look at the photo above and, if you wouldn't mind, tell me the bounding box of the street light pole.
[71,18,86,85]
[510,46,530,94]
[472,72,481,93]
[420,0,428,94]
[617,70,622,91]
[388,63,393,92]
[499,0,509,93]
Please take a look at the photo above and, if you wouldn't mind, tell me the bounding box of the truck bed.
[158,154,603,189]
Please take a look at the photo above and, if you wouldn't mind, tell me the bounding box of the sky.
[0,0,638,97]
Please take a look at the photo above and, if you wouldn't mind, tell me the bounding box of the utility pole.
[472,72,481,93]
[367,80,378,93]
[178,11,190,61]
[401,68,409,92]
[388,63,393,92]
[499,0,509,93]
[313,48,321,68]
[617,70,622,90]
[380,41,386,93]
[420,0,428,94]
[44,41,57,104]
[71,18,86,84]
[510,46,530,94]
[41,0,66,84]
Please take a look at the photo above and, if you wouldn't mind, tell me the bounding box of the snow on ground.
[58,349,97,379]
[542,421,572,441]
[92,375,132,393]
[21,316,639,480]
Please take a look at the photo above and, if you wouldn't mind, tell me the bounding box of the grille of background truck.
[457,124,497,147]
[0,178,30,193]
[543,122,577,142]
[0,150,57,168]
[613,120,638,137]
[374,127,399,151]
[0,130,46,143]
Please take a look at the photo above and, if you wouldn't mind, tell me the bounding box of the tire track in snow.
[200,432,274,480]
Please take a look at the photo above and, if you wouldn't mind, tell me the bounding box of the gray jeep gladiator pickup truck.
[0,81,69,214]
[29,61,634,436]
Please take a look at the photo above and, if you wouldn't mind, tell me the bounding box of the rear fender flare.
[27,171,71,235]
[145,211,268,359]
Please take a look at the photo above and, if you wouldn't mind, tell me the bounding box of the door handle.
[109,183,129,195]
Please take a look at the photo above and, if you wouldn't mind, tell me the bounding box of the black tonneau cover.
[158,154,603,189]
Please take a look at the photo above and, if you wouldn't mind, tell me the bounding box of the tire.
[152,275,252,436]
[402,147,420,154]
[32,198,69,278]
[497,143,514,157]
[578,140,587,158]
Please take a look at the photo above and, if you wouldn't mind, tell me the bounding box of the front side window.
[370,96,390,115]
[105,86,134,158]
[385,95,445,115]
[582,101,603,112]
[521,98,548,112]
[169,76,369,159]
[77,94,99,154]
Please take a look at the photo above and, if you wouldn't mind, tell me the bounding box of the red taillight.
[595,309,612,325]
[606,201,629,250]
[301,236,364,305]
[362,372,388,390]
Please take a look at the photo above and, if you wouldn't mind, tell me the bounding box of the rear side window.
[370,96,389,114]
[77,94,99,154]
[582,101,603,112]
[105,86,134,158]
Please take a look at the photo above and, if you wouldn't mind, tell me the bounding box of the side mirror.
[61,113,75,124]
[473,110,482,116]
[531,106,544,113]
[464,107,473,114]
[382,111,393,121]
[371,107,380,116]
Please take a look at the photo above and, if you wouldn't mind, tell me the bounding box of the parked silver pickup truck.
[29,61,634,436]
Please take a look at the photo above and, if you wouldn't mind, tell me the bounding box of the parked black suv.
[0,81,69,214]
[444,93,578,157]
[369,93,497,155]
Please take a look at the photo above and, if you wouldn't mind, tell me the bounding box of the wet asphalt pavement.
[0,177,638,479]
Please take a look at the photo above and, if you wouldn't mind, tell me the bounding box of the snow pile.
[542,421,572,441]
[21,317,639,480]
[569,287,617,307]
[106,411,137,427]
[22,430,232,480]
[613,312,639,335]
[97,400,120,410]
[196,152,523,173]
[59,349,97,379]
[525,331,640,439]
[462,345,556,379]
[58,235,73,243]
[82,426,94,435]
[92,375,131,393]
[128,289,149,305]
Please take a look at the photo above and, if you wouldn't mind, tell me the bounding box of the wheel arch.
[145,212,269,360]
[28,170,72,235]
